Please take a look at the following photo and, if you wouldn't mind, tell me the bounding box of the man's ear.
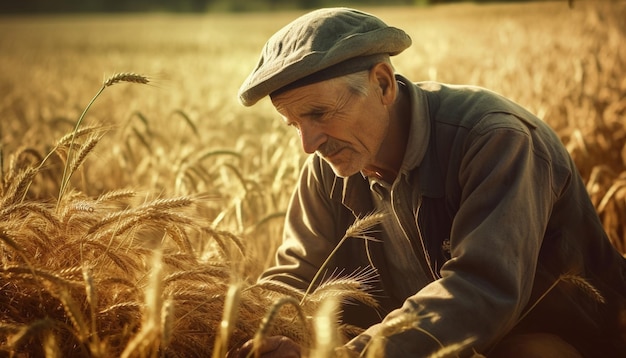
[370,62,396,105]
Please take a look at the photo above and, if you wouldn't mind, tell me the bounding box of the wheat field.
[0,1,624,356]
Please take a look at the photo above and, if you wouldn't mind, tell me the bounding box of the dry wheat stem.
[82,265,101,354]
[311,297,339,358]
[516,273,605,327]
[250,296,306,358]
[42,331,60,358]
[52,285,90,342]
[120,248,163,358]
[365,313,444,358]
[427,337,481,358]
[301,212,385,305]
[212,280,242,358]
[560,274,605,304]
[161,298,174,350]
[58,72,149,211]
[6,318,56,350]
[203,227,246,259]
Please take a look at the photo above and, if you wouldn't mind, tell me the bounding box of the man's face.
[271,75,389,178]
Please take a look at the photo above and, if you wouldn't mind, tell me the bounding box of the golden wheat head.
[103,72,149,87]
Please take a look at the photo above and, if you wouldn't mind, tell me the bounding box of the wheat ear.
[103,72,149,87]
[57,72,149,211]
[301,212,385,304]
[560,274,605,303]
[68,134,102,180]
[517,273,605,325]
[364,310,443,358]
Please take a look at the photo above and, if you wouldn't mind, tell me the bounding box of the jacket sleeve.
[260,155,345,290]
[349,113,562,356]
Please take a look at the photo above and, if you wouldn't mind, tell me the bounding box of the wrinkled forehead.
[271,79,340,108]
[271,78,352,116]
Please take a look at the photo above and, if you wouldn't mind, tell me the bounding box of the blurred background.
[0,0,554,14]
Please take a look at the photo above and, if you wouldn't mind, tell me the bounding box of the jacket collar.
[338,77,445,217]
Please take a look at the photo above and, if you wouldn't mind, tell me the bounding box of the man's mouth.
[320,146,345,160]
[318,139,344,158]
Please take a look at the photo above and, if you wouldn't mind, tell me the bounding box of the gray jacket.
[262,77,626,357]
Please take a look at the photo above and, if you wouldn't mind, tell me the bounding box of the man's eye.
[308,112,325,120]
[301,107,327,121]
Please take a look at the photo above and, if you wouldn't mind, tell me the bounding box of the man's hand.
[229,335,301,358]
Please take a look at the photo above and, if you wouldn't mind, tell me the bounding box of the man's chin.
[324,159,359,178]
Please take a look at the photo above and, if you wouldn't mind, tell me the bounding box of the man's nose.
[299,123,326,154]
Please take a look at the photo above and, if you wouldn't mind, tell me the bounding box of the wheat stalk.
[161,297,174,351]
[203,227,246,259]
[428,339,483,358]
[250,296,307,358]
[212,280,242,358]
[301,212,385,304]
[57,72,149,211]
[120,247,163,358]
[42,330,60,358]
[53,285,90,343]
[516,273,605,326]
[364,309,442,358]
[311,297,340,358]
[166,223,195,254]
[82,265,105,357]
[560,274,606,304]
[6,319,56,352]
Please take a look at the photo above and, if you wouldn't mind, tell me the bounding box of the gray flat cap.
[238,7,412,106]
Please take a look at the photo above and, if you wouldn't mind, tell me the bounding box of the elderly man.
[235,7,626,358]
